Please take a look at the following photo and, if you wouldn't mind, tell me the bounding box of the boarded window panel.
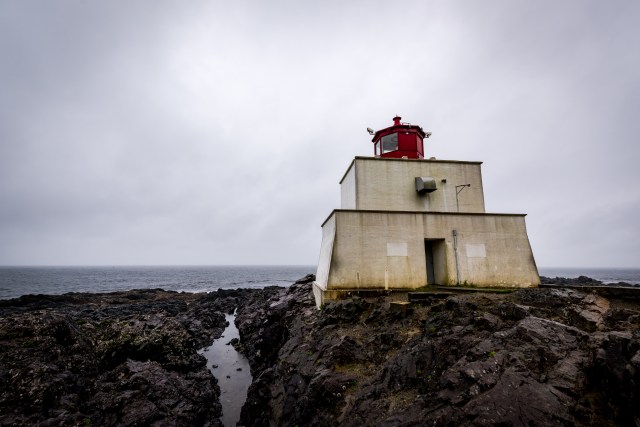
[387,242,408,257]
[465,243,486,258]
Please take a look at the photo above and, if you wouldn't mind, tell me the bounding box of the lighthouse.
[313,116,540,309]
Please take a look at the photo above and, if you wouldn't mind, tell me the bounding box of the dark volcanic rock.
[2,275,639,426]
[236,277,640,427]
[540,275,605,286]
[0,287,282,426]
[540,275,638,288]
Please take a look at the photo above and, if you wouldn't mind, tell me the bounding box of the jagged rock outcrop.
[2,278,639,426]
[236,279,640,426]
[0,289,257,426]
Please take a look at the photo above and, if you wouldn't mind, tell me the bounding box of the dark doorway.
[425,239,446,285]
[425,241,435,285]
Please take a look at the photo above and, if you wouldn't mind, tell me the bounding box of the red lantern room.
[371,116,431,159]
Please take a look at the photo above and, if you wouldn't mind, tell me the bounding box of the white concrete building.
[313,116,539,308]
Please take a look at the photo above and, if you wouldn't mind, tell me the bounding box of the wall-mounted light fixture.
[455,184,471,212]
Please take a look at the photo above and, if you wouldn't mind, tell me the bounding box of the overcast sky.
[1,0,639,268]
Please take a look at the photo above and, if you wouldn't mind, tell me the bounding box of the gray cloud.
[1,0,639,267]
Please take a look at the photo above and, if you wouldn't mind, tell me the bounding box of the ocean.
[0,265,638,300]
[0,265,315,300]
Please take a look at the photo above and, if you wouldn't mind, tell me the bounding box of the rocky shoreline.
[1,276,639,426]
[0,287,279,426]
[540,275,639,288]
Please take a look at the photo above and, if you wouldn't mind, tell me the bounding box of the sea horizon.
[0,264,315,268]
[0,264,637,269]
[0,265,316,300]
[1,265,638,301]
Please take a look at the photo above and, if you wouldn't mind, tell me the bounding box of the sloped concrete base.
[313,282,394,309]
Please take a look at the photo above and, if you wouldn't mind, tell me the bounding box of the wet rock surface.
[236,277,640,427]
[0,288,277,426]
[2,277,639,426]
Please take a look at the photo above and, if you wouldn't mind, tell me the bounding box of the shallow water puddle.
[200,312,252,427]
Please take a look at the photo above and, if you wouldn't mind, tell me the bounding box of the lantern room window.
[381,133,398,153]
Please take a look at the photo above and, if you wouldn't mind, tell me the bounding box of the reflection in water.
[200,313,252,427]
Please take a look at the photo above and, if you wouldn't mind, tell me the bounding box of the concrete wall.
[340,162,356,210]
[315,215,335,290]
[319,210,539,291]
[340,157,486,213]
